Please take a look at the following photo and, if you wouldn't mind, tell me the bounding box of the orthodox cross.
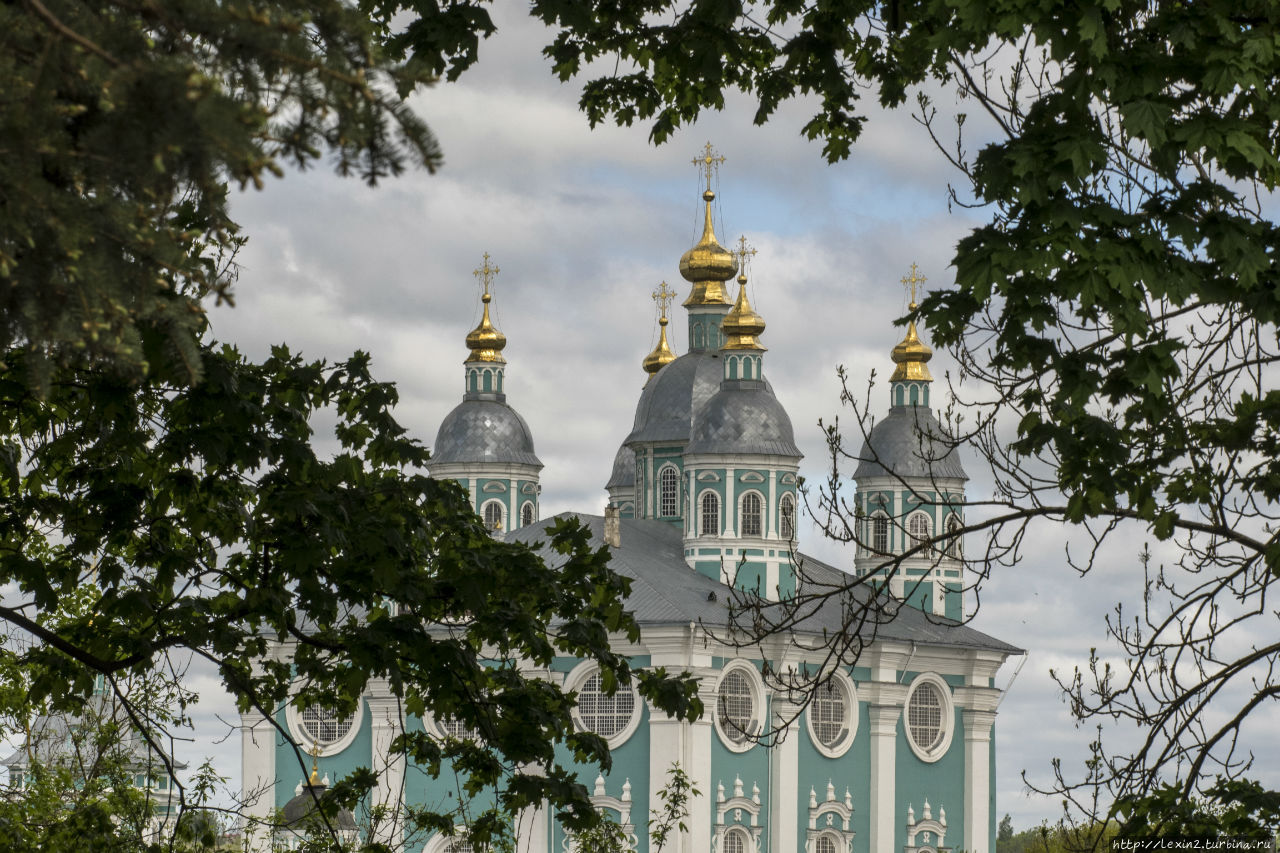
[901,262,927,308]
[652,281,676,322]
[693,142,726,192]
[473,252,499,295]
[733,235,757,278]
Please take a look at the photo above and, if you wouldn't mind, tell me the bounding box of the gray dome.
[626,351,776,445]
[283,784,357,830]
[606,442,635,490]
[686,381,801,457]
[854,406,967,481]
[432,396,542,467]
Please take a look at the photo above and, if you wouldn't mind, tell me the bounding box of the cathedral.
[240,151,1020,853]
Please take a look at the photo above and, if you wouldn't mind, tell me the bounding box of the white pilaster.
[724,467,737,537]
[240,709,276,853]
[963,709,997,853]
[768,697,800,853]
[367,692,405,849]
[863,681,906,853]
[766,470,777,538]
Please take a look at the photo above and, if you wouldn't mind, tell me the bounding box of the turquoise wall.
[274,703,373,810]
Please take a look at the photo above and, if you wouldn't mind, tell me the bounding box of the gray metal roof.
[3,696,187,770]
[606,442,635,491]
[506,513,1019,654]
[625,351,757,445]
[854,405,967,481]
[685,381,801,457]
[432,395,542,467]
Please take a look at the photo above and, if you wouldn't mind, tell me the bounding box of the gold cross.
[693,142,726,192]
[473,252,499,295]
[901,262,927,308]
[652,281,676,321]
[733,235,757,278]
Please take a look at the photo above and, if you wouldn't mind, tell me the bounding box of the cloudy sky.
[170,4,1280,832]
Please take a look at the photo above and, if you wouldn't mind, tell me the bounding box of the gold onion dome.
[465,253,506,363]
[890,309,933,381]
[722,272,767,351]
[643,315,677,377]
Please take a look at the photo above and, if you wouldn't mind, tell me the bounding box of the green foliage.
[0,0,456,389]
[0,340,701,848]
[1115,777,1280,841]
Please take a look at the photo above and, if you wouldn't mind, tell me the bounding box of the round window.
[300,705,353,748]
[716,668,759,746]
[904,674,954,762]
[577,672,637,739]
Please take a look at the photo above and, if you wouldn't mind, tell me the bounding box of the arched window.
[871,513,889,553]
[779,494,795,540]
[483,501,503,531]
[740,493,762,537]
[659,466,679,518]
[908,512,931,549]
[521,502,535,528]
[701,492,720,535]
[722,828,749,853]
[814,835,837,853]
[946,514,963,558]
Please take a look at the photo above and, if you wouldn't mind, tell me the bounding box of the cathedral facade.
[240,156,1019,853]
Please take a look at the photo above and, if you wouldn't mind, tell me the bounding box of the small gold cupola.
[465,252,507,364]
[679,143,737,305]
[722,237,767,351]
[890,262,934,382]
[643,281,678,381]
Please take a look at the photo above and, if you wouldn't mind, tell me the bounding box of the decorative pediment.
[806,781,855,853]
[715,777,763,853]
[739,472,765,484]
[903,799,950,853]
[697,471,722,482]
[481,481,507,493]
[521,482,538,494]
[780,473,797,485]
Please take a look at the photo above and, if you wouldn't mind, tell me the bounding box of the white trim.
[658,463,681,518]
[805,670,859,759]
[520,500,536,528]
[564,661,642,749]
[697,470,721,482]
[699,489,722,537]
[284,696,364,758]
[739,471,765,484]
[480,481,508,493]
[714,661,765,752]
[422,826,474,853]
[904,673,955,763]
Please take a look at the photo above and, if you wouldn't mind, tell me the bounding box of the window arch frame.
[659,465,680,518]
[721,826,754,853]
[870,511,890,554]
[779,493,796,541]
[481,500,504,532]
[700,490,721,536]
[739,491,764,537]
[906,510,932,551]
[520,501,535,529]
[945,512,963,559]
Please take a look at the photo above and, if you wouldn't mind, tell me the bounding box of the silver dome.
[686,381,801,457]
[606,442,635,490]
[625,351,778,445]
[432,396,542,467]
[854,406,966,481]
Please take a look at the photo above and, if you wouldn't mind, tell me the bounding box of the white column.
[963,709,997,853]
[240,709,276,853]
[367,692,406,849]
[766,470,777,538]
[768,698,800,853]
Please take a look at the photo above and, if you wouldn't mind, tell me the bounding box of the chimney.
[604,505,621,548]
